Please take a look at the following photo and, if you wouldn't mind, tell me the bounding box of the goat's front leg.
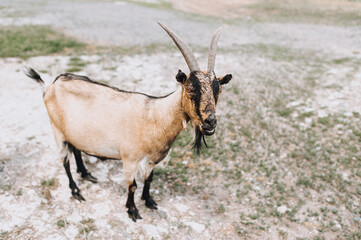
[126,179,142,222]
[141,170,158,210]
[124,161,142,222]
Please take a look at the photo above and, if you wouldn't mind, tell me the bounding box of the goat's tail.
[24,67,46,93]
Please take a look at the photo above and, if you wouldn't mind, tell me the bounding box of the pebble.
[174,204,189,213]
[277,206,288,215]
[326,197,333,203]
[0,165,3,172]
[305,117,312,124]
[317,110,328,118]
[158,210,167,219]
[88,156,98,164]
[333,220,341,229]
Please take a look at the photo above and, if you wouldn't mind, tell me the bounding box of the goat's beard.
[192,126,208,155]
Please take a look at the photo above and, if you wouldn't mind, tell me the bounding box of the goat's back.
[44,76,147,159]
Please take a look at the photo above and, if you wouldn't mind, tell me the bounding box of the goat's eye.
[186,87,194,94]
[186,89,196,99]
[188,90,195,96]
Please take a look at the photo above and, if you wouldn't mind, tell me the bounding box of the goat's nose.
[204,113,217,128]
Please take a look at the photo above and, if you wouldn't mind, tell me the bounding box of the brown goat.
[25,22,232,221]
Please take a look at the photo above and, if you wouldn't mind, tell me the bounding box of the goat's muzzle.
[202,113,217,136]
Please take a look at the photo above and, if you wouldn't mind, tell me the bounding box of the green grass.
[16,189,22,196]
[41,178,55,187]
[0,25,85,58]
[78,218,96,235]
[66,56,89,72]
[56,219,68,228]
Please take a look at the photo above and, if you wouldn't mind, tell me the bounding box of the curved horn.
[158,22,200,72]
[207,27,222,73]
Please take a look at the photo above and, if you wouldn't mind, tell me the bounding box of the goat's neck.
[151,87,187,141]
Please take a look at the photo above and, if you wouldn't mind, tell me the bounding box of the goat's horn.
[207,27,222,74]
[158,22,200,72]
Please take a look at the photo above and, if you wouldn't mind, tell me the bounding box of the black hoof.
[82,173,98,183]
[127,207,142,222]
[72,188,86,202]
[144,197,158,210]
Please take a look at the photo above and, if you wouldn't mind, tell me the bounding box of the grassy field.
[0,25,85,58]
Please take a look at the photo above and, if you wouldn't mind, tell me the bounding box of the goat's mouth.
[202,127,216,136]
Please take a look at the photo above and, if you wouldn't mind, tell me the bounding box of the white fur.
[136,156,154,180]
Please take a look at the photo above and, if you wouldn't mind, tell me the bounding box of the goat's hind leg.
[141,170,158,210]
[70,144,98,183]
[61,141,85,201]
[51,123,85,201]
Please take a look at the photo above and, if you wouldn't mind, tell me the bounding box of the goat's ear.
[176,69,187,83]
[218,74,232,85]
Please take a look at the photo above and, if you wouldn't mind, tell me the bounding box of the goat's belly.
[70,139,121,159]
[65,126,122,159]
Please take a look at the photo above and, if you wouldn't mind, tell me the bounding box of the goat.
[24,22,232,222]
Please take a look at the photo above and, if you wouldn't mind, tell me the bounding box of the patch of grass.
[79,218,96,235]
[277,108,293,117]
[40,178,57,201]
[217,204,226,213]
[0,25,85,58]
[16,189,22,196]
[41,178,56,187]
[249,212,261,220]
[318,116,331,127]
[66,67,83,73]
[297,111,314,121]
[296,176,313,188]
[66,56,89,72]
[332,57,353,65]
[56,219,68,228]
[241,128,252,139]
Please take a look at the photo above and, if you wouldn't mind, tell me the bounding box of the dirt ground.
[0,0,361,239]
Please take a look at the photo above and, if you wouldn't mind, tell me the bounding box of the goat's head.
[159,22,232,154]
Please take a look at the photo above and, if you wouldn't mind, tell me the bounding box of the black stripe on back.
[54,73,172,99]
